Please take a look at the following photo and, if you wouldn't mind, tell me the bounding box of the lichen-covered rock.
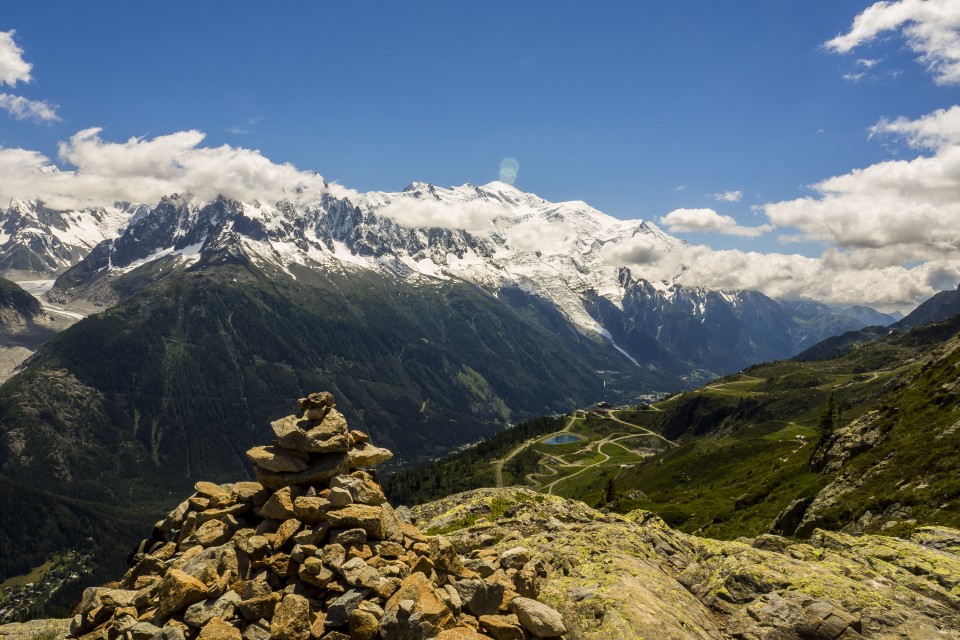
[380,573,457,639]
[346,442,393,468]
[348,608,379,640]
[70,392,959,640]
[454,578,504,617]
[196,617,241,640]
[510,597,566,637]
[412,487,960,640]
[155,569,208,620]
[246,445,309,473]
[269,593,311,640]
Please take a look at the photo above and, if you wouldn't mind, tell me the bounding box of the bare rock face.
[59,393,567,640]
[412,487,960,640]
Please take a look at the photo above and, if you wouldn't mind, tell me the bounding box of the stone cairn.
[68,392,566,640]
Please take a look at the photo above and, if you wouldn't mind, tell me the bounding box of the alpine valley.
[0,181,902,618]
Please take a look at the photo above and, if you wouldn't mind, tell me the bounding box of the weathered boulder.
[380,573,456,639]
[256,452,350,489]
[454,578,503,617]
[196,617,241,640]
[330,473,386,506]
[325,588,369,628]
[246,445,309,473]
[478,614,525,640]
[183,591,241,627]
[270,593,311,640]
[156,569,208,619]
[509,597,566,637]
[348,608,379,640]
[347,442,393,468]
[270,411,350,453]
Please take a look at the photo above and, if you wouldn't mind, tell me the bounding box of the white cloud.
[0,30,59,123]
[763,139,960,254]
[843,72,867,82]
[0,31,31,86]
[0,93,59,122]
[857,57,880,68]
[713,190,742,202]
[603,238,957,310]
[607,102,960,309]
[375,197,506,234]
[503,216,573,252]
[659,208,772,238]
[0,127,332,210]
[737,105,960,307]
[825,0,960,85]
[870,104,960,149]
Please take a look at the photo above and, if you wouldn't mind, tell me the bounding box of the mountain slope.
[0,200,133,276]
[48,187,884,379]
[386,313,960,541]
[894,283,960,329]
[0,278,43,327]
[0,255,680,584]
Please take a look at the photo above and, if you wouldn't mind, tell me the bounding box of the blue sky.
[2,1,960,309]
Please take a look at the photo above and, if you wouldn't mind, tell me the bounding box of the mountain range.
[0,180,926,612]
[6,182,899,380]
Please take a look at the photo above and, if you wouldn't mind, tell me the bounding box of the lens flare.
[499,157,519,184]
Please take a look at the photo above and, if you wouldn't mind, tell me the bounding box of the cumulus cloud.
[375,197,506,234]
[713,190,742,202]
[612,103,960,308]
[870,104,960,149]
[720,104,960,307]
[0,30,59,123]
[763,136,960,255]
[825,0,960,85]
[503,216,574,252]
[659,208,772,238]
[0,93,59,122]
[602,237,957,310]
[0,31,31,86]
[0,127,331,209]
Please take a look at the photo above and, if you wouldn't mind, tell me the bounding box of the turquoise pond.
[543,434,583,445]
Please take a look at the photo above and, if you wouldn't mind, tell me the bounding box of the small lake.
[544,434,583,445]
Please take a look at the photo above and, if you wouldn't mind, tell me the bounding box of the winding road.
[491,408,677,495]
[492,412,584,488]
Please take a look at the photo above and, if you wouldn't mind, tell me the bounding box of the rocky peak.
[65,393,567,640]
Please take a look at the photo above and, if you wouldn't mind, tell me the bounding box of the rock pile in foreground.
[67,393,566,640]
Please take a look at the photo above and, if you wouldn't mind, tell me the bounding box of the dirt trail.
[492,412,582,488]
[606,413,679,447]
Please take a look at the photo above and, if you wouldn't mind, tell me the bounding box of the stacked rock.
[67,393,566,640]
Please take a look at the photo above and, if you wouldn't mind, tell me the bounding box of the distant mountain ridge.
[0,278,42,326]
[32,182,895,382]
[893,283,960,330]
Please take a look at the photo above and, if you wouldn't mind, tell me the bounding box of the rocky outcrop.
[60,394,566,640]
[412,488,960,639]
[6,393,960,639]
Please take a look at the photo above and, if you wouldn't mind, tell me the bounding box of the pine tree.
[605,477,616,503]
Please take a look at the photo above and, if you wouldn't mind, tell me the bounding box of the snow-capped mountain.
[0,199,138,275]
[47,182,880,370]
[9,180,884,378]
[51,182,685,338]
